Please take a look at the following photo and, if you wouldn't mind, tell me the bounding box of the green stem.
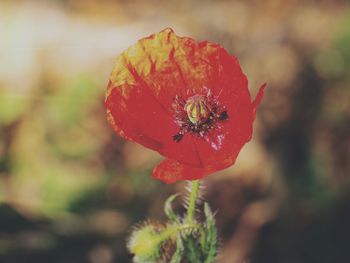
[187,180,200,223]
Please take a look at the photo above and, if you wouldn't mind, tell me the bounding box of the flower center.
[184,95,211,125]
[172,91,228,142]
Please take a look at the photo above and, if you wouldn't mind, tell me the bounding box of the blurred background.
[0,0,350,262]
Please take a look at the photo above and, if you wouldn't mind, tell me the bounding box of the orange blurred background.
[0,0,350,262]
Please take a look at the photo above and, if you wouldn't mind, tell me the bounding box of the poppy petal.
[107,29,211,166]
[152,158,208,183]
[252,83,267,116]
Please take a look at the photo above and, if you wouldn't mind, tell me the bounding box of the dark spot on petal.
[219,111,228,121]
[173,133,184,142]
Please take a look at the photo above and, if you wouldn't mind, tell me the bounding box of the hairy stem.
[187,180,200,223]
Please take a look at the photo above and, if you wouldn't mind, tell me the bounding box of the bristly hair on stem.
[183,180,205,212]
[186,180,200,223]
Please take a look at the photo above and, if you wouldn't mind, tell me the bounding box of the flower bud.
[127,223,177,263]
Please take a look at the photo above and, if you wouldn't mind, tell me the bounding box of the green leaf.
[199,226,207,256]
[204,202,218,263]
[170,235,184,263]
[184,236,201,263]
[164,194,179,222]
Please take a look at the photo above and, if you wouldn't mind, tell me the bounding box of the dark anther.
[173,133,184,142]
[219,111,228,120]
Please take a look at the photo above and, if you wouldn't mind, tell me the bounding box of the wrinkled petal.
[106,28,265,183]
[152,158,209,183]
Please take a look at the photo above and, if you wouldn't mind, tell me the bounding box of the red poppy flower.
[105,28,265,183]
